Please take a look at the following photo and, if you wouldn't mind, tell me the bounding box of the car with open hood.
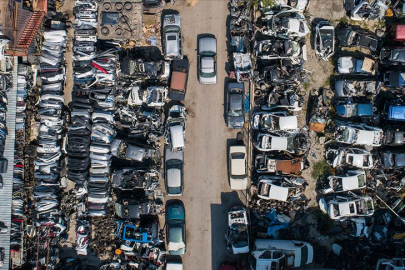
[383,70,405,88]
[334,80,381,98]
[225,206,249,254]
[253,131,310,155]
[198,36,217,84]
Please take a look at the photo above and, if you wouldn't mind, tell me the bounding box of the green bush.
[311,160,332,180]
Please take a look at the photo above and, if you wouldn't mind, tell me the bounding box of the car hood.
[228,115,244,128]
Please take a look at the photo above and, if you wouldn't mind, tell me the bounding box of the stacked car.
[33,27,67,228]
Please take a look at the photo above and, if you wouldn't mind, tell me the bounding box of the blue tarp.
[265,208,289,239]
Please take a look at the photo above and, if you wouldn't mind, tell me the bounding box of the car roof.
[199,36,217,54]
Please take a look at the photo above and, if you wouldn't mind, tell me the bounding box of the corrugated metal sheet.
[0,56,18,270]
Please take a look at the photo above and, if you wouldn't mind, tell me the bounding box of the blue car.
[335,102,373,118]
[166,201,186,255]
[386,105,405,121]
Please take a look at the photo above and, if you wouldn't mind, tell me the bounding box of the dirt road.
[173,1,247,269]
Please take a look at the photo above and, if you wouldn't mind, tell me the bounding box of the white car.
[253,132,294,153]
[335,122,383,147]
[326,147,373,169]
[319,195,374,220]
[225,206,249,254]
[229,145,248,190]
[321,170,366,194]
[257,176,305,202]
[347,217,372,238]
[252,111,298,132]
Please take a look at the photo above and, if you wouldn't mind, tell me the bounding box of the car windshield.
[301,245,308,266]
[167,35,177,41]
[287,137,294,151]
[167,186,182,194]
[231,153,245,159]
[357,174,366,187]
[166,159,182,169]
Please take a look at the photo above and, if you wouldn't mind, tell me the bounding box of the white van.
[251,239,314,269]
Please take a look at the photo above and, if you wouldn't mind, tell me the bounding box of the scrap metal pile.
[248,3,311,227]
[229,1,405,269]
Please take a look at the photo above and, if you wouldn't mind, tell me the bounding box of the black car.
[227,82,244,129]
[337,25,379,52]
[380,47,405,65]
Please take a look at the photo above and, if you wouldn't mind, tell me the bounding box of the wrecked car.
[229,144,248,190]
[348,0,389,21]
[254,130,310,155]
[233,53,253,82]
[225,206,249,254]
[380,47,405,65]
[259,60,306,85]
[112,168,160,191]
[337,25,379,52]
[169,58,189,101]
[255,154,304,175]
[321,170,367,194]
[252,239,314,268]
[335,122,383,147]
[252,110,298,132]
[227,82,245,129]
[334,79,381,97]
[165,105,187,152]
[315,20,335,61]
[319,195,375,220]
[347,217,373,238]
[163,14,183,60]
[127,85,168,107]
[120,59,170,80]
[384,104,405,122]
[376,258,405,270]
[198,36,217,84]
[264,86,304,111]
[383,129,405,146]
[255,39,307,65]
[383,70,405,88]
[262,8,310,38]
[110,139,158,163]
[335,101,374,118]
[257,175,306,202]
[326,147,373,169]
[380,150,405,170]
[337,56,376,75]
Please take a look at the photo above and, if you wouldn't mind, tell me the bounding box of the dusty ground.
[169,1,248,269]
